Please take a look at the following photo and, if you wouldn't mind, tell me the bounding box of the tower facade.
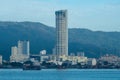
[55,10,68,56]
[18,40,30,56]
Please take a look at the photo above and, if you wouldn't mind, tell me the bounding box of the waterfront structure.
[30,55,41,62]
[18,40,30,56]
[87,58,97,66]
[58,55,88,65]
[55,10,68,57]
[40,55,49,62]
[99,54,120,63]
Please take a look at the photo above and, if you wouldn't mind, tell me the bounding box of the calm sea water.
[0,69,120,80]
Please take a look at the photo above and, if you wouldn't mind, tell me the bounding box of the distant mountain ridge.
[0,21,120,60]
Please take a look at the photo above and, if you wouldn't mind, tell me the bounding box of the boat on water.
[23,61,41,70]
[23,65,41,70]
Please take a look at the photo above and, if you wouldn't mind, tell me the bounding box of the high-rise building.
[55,10,68,56]
[10,41,30,62]
[18,40,30,56]
[11,46,18,56]
[10,47,29,62]
[10,46,19,62]
[0,55,2,64]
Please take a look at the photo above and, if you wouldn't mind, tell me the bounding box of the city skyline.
[0,0,120,31]
[0,0,120,79]
[1,9,120,60]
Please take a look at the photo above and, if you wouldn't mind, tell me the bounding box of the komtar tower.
[55,10,68,56]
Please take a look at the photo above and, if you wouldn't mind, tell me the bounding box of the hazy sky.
[0,0,120,31]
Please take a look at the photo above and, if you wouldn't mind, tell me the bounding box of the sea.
[0,69,120,80]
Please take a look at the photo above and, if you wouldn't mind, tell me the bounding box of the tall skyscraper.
[18,40,30,56]
[55,10,68,56]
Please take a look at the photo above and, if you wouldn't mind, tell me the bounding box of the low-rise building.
[87,58,97,66]
[40,55,49,62]
[58,55,88,65]
[99,54,120,63]
[30,54,40,62]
